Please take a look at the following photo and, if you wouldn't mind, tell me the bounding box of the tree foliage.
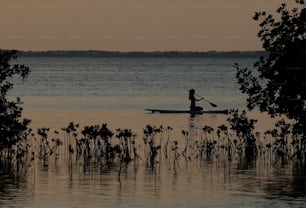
[0,50,31,152]
[235,2,306,134]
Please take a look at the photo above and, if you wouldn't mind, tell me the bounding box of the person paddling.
[189,89,203,111]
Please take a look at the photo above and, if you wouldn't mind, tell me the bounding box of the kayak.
[145,109,228,114]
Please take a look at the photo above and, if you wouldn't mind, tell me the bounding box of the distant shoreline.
[15,50,266,58]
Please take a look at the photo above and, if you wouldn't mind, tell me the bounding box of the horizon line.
[14,49,264,53]
[11,50,266,58]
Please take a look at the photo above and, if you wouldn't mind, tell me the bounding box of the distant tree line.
[16,50,266,58]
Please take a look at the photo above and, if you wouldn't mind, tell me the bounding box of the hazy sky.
[0,0,297,51]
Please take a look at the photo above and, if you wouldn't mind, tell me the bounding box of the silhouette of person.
[189,89,203,111]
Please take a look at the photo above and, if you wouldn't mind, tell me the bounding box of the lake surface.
[11,55,252,110]
[1,54,306,207]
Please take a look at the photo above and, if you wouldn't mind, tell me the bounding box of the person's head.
[189,89,195,95]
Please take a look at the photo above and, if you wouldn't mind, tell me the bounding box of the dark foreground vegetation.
[1,1,306,176]
[0,110,306,175]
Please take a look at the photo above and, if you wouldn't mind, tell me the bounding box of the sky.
[0,0,299,51]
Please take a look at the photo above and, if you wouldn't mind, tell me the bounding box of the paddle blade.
[209,102,217,108]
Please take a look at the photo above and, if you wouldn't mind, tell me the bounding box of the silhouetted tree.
[0,50,31,155]
[235,2,306,136]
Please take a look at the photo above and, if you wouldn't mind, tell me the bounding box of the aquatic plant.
[181,130,189,157]
[216,124,233,159]
[116,128,137,163]
[0,50,31,163]
[227,109,258,162]
[163,126,173,159]
[143,125,162,170]
[3,116,306,179]
[77,123,115,164]
[37,127,63,167]
[61,122,79,156]
[201,125,216,160]
[235,2,306,140]
[171,140,180,175]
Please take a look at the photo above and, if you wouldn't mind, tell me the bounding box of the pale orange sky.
[0,0,297,51]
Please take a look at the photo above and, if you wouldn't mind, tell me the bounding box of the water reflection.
[1,151,306,207]
[0,163,34,207]
[188,114,197,134]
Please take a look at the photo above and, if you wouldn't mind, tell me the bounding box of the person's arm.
[195,96,204,102]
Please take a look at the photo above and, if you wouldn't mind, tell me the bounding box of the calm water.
[2,55,306,207]
[11,56,252,110]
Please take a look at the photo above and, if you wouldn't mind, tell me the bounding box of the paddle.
[197,95,218,108]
